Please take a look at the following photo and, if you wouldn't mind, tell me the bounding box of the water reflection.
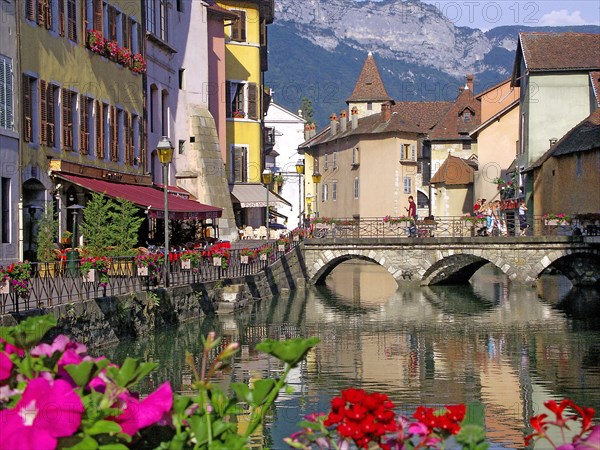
[101,261,600,450]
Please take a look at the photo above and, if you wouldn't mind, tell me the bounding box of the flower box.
[293,235,300,242]
[181,259,191,270]
[260,253,267,261]
[84,269,96,283]
[213,256,222,267]
[137,266,148,277]
[545,219,560,226]
[278,244,286,252]
[240,255,249,264]
[0,282,11,295]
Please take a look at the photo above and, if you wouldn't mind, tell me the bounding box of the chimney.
[466,74,474,92]
[351,107,359,130]
[304,123,311,141]
[310,123,316,138]
[330,113,338,136]
[381,103,391,121]
[339,110,347,133]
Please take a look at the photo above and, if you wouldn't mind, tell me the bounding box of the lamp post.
[66,204,84,276]
[262,168,273,240]
[295,159,305,228]
[156,136,174,287]
[312,171,322,219]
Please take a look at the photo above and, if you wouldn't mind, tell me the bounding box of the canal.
[102,261,600,449]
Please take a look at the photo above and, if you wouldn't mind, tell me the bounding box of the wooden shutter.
[80,96,89,154]
[232,146,247,182]
[40,80,47,145]
[231,10,245,41]
[62,88,73,150]
[110,106,118,161]
[247,83,258,120]
[47,85,55,146]
[58,0,65,36]
[95,101,104,158]
[44,0,52,29]
[107,5,116,41]
[67,0,77,41]
[93,0,103,31]
[122,16,131,50]
[37,0,47,26]
[26,0,35,21]
[22,75,32,143]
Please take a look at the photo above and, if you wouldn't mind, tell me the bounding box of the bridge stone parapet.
[302,236,600,286]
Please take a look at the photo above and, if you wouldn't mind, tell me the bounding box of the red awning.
[56,173,222,220]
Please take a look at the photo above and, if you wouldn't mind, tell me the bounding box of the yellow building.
[218,0,275,228]
[19,0,146,257]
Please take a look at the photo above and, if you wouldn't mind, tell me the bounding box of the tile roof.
[428,87,481,140]
[526,108,600,171]
[591,71,600,108]
[430,155,475,185]
[519,32,600,71]
[346,52,392,103]
[207,3,240,20]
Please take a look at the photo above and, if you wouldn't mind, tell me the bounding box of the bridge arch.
[421,254,492,285]
[540,251,600,287]
[311,251,402,285]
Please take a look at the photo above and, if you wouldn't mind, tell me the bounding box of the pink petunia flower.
[0,377,84,450]
[109,382,173,435]
[0,351,13,381]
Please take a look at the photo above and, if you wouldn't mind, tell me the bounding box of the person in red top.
[406,196,417,220]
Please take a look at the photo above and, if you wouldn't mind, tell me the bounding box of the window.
[225,81,258,120]
[0,55,13,130]
[322,183,328,202]
[411,144,416,161]
[367,102,372,110]
[109,105,118,161]
[230,10,246,42]
[161,90,168,136]
[38,0,53,29]
[403,176,412,194]
[352,146,359,166]
[58,0,65,36]
[122,16,132,50]
[231,145,248,182]
[67,0,77,42]
[62,88,74,150]
[79,95,91,154]
[95,100,105,158]
[332,181,337,201]
[576,153,583,177]
[176,0,182,12]
[93,0,103,32]
[323,154,328,170]
[401,144,410,160]
[159,0,169,42]
[1,178,9,243]
[178,69,184,90]
[462,110,471,122]
[146,0,156,35]
[354,177,359,199]
[462,140,471,150]
[124,111,134,164]
[22,75,36,143]
[333,151,337,169]
[178,139,185,154]
[107,4,117,41]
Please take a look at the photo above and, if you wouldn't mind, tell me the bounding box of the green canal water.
[102,262,600,449]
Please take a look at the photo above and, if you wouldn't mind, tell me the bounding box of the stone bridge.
[301,236,600,286]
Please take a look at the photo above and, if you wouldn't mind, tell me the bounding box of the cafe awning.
[230,183,292,208]
[56,173,222,220]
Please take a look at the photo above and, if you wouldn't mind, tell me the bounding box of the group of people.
[473,198,529,236]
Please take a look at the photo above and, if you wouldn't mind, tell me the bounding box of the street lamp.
[262,168,273,240]
[66,204,84,276]
[157,136,174,287]
[295,159,305,228]
[312,171,322,218]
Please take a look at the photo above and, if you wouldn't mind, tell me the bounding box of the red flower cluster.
[413,404,466,436]
[525,399,595,448]
[324,388,398,449]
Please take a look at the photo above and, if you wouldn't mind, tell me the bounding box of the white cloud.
[538,9,587,26]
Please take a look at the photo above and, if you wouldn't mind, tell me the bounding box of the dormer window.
[461,109,472,123]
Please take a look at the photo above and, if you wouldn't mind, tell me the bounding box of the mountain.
[265,0,599,127]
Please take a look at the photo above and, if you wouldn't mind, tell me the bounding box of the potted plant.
[232,110,245,119]
[210,247,230,269]
[258,245,273,261]
[276,237,289,252]
[240,248,257,264]
[136,253,164,285]
[180,250,202,270]
[273,174,285,188]
[543,213,572,226]
[36,204,59,277]
[80,256,110,287]
[60,230,72,245]
[0,261,32,298]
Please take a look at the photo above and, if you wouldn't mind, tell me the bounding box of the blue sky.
[366,0,600,30]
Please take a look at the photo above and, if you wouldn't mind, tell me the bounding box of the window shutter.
[80,96,89,154]
[122,16,131,50]
[110,106,118,161]
[47,85,55,146]
[22,75,32,142]
[37,0,47,26]
[108,6,117,41]
[92,0,102,31]
[123,111,130,164]
[26,0,35,21]
[40,80,47,145]
[95,101,104,158]
[232,146,247,182]
[44,0,52,29]
[247,83,258,120]
[231,10,245,41]
[0,58,13,130]
[67,0,77,41]
[58,0,65,36]
[62,88,73,150]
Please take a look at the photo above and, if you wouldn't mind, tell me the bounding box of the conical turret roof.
[346,52,392,103]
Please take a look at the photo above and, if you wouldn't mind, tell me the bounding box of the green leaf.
[0,315,57,349]
[296,420,323,431]
[456,424,489,450]
[462,403,486,427]
[187,416,209,446]
[98,445,129,450]
[85,420,122,436]
[251,379,277,406]
[61,435,99,449]
[64,362,97,387]
[255,337,320,368]
[231,382,252,404]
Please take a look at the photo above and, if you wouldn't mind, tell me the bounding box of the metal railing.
[0,235,303,315]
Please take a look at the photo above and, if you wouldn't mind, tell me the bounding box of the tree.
[298,97,315,124]
[35,202,58,262]
[110,199,144,256]
[80,193,114,257]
